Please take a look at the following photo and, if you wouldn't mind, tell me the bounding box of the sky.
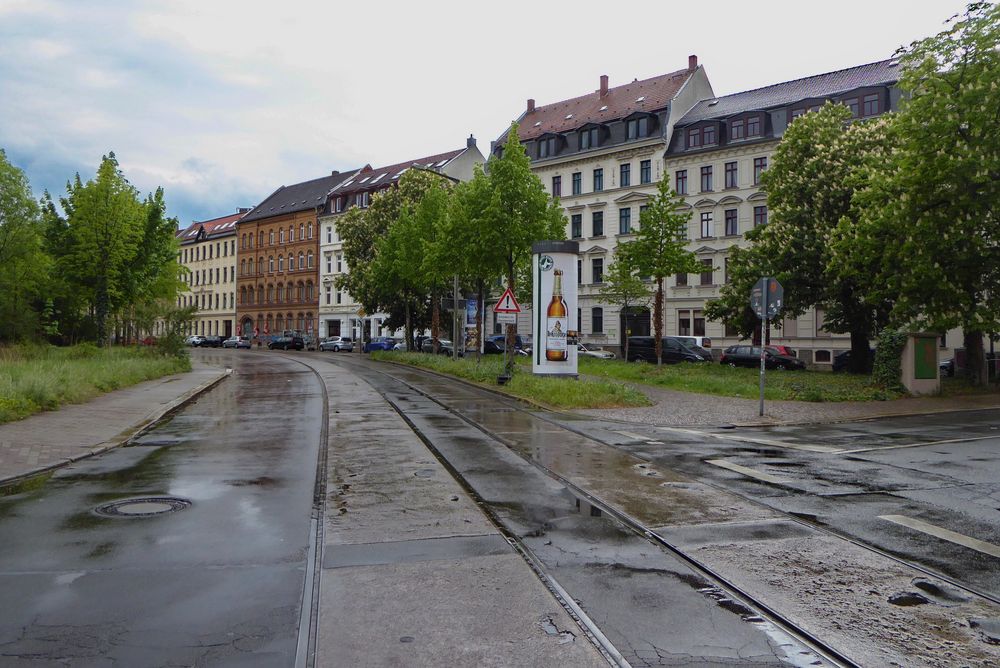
[0,0,972,226]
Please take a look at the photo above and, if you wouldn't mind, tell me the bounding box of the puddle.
[969,618,1000,644]
[911,578,969,605]
[224,476,278,487]
[888,592,929,606]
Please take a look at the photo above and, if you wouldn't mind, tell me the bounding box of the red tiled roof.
[512,68,695,142]
[330,148,467,196]
[176,210,246,240]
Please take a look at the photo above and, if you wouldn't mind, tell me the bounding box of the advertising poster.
[531,241,579,376]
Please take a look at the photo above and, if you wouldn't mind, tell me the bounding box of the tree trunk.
[506,260,516,374]
[622,303,630,361]
[849,329,873,374]
[965,330,987,386]
[653,277,663,366]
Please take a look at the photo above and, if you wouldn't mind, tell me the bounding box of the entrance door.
[327,320,341,337]
[224,320,233,338]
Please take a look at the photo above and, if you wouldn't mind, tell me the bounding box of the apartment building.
[237,171,357,340]
[491,56,713,344]
[317,137,484,341]
[176,209,247,338]
[663,59,901,364]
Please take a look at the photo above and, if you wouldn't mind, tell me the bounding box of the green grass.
[0,344,191,424]
[372,351,652,409]
[578,357,905,402]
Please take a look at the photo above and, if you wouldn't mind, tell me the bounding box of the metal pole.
[759,279,768,417]
[452,274,459,358]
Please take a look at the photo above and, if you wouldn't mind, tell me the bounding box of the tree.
[706,104,895,372]
[449,123,565,367]
[616,176,701,365]
[0,149,49,341]
[846,2,1000,385]
[597,251,651,361]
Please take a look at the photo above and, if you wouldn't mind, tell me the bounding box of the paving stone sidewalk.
[0,361,228,484]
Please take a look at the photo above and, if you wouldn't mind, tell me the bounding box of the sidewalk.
[0,361,228,484]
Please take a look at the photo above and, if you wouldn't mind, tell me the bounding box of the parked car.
[626,336,711,364]
[303,336,317,351]
[578,343,615,359]
[420,338,463,357]
[720,345,806,370]
[201,335,224,348]
[363,336,397,353]
[319,336,354,352]
[488,334,528,355]
[186,335,206,347]
[141,336,157,346]
[268,335,304,350]
[223,336,251,349]
[939,357,955,377]
[483,339,505,355]
[766,345,797,358]
[832,348,875,373]
[675,336,713,357]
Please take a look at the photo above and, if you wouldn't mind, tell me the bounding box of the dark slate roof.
[176,210,247,242]
[329,148,466,196]
[506,67,695,143]
[676,59,899,126]
[241,171,358,224]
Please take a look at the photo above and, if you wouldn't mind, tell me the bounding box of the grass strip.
[372,351,652,409]
[0,344,191,424]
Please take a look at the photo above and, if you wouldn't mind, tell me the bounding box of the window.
[640,160,651,184]
[298,252,305,270]
[268,230,274,245]
[700,165,713,192]
[326,226,332,243]
[620,163,630,188]
[336,290,342,304]
[577,259,582,284]
[863,93,880,116]
[552,176,561,197]
[287,254,294,271]
[258,231,264,248]
[297,284,304,300]
[815,350,832,363]
[307,251,314,269]
[325,254,332,274]
[257,258,263,274]
[724,209,738,236]
[591,258,604,284]
[844,97,860,117]
[592,307,604,333]
[269,256,275,272]
[688,128,701,148]
[308,223,313,239]
[592,211,604,237]
[700,259,713,286]
[678,309,691,336]
[336,254,342,273]
[627,116,649,140]
[572,172,581,195]
[538,136,556,158]
[700,212,713,238]
[730,119,745,140]
[306,283,314,301]
[703,125,716,145]
[619,208,631,235]
[694,310,706,336]
[675,170,687,195]
[747,116,761,137]
[725,161,737,189]
[571,214,582,239]
[334,197,343,213]
[278,255,285,271]
[325,285,332,305]
[299,224,304,240]
[580,127,599,150]
[753,157,767,185]
[754,205,768,227]
[676,272,688,287]
[279,229,285,244]
[289,226,295,242]
[593,168,603,192]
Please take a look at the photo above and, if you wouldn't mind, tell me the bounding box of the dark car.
[939,357,955,377]
[363,336,397,353]
[832,348,875,373]
[268,335,304,350]
[488,334,529,356]
[201,335,224,348]
[626,336,711,364]
[720,345,806,370]
[420,338,463,357]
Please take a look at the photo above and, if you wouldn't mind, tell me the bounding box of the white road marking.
[614,430,651,441]
[706,459,787,485]
[661,427,841,453]
[879,515,1000,559]
[841,434,1000,454]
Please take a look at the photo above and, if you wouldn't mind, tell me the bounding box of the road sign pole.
[759,278,768,417]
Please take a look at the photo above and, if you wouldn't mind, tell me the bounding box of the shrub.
[872,329,908,392]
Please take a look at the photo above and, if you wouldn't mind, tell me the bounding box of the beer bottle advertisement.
[531,241,579,377]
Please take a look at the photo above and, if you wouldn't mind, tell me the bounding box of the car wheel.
[776,364,786,371]
[728,362,737,368]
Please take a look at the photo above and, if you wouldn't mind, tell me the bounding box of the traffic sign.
[750,277,783,319]
[496,313,517,324]
[494,288,521,313]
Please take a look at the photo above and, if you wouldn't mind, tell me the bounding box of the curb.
[0,369,230,489]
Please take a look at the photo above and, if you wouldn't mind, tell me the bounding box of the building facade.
[176,210,247,338]
[236,171,357,341]
[317,137,484,341]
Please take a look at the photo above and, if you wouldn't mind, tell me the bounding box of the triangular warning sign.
[494,287,521,313]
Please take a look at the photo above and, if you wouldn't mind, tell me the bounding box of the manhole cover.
[94,497,191,518]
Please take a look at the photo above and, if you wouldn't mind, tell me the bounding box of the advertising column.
[532,241,579,377]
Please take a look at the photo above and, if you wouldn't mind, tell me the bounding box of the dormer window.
[703,125,716,145]
[731,119,745,140]
[538,136,558,159]
[626,116,650,140]
[334,197,343,213]
[580,127,600,150]
[863,93,880,116]
[747,116,761,137]
[688,128,702,148]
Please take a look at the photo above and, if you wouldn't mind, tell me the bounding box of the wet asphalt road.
[0,353,324,667]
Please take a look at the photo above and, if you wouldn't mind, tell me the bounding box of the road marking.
[879,515,1000,559]
[614,430,651,441]
[706,459,787,485]
[661,427,841,453]
[841,434,1000,454]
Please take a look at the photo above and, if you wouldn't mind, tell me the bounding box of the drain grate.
[94,497,191,518]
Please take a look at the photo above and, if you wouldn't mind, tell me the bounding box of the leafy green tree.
[0,149,49,341]
[846,2,1000,384]
[597,252,651,361]
[616,177,700,365]
[706,104,895,372]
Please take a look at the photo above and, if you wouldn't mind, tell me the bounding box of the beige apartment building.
[176,209,247,338]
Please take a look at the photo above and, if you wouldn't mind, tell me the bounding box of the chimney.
[237,207,251,214]
[599,75,608,97]
[688,54,698,71]
[527,98,535,113]
[467,134,476,148]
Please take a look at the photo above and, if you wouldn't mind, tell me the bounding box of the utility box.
[901,333,940,395]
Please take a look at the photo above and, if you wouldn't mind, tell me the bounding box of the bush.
[872,329,908,392]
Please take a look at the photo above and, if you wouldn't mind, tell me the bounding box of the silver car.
[319,336,354,352]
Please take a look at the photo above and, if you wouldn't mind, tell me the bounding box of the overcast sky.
[0,0,970,225]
